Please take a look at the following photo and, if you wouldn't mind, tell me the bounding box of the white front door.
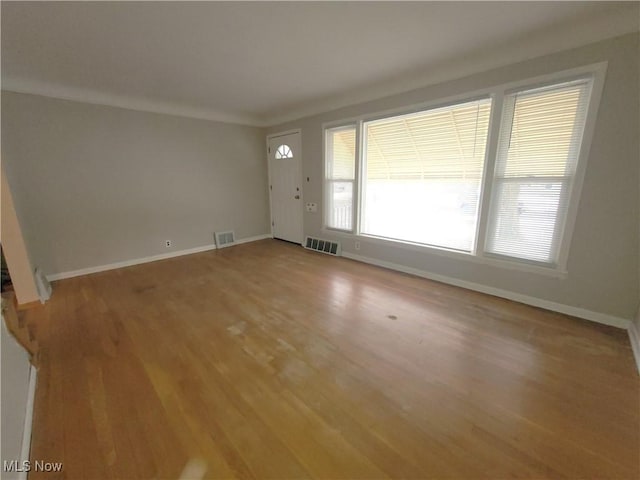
[268,132,303,244]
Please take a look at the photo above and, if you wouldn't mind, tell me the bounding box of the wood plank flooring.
[25,239,639,479]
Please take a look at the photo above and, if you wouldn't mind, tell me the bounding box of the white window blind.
[485,78,592,264]
[361,98,492,251]
[326,126,356,230]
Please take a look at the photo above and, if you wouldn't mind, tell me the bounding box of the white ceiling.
[2,2,638,126]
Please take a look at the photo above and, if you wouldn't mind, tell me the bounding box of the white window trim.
[325,229,569,278]
[323,124,358,233]
[321,62,607,277]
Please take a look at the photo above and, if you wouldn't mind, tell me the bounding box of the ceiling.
[2,2,638,126]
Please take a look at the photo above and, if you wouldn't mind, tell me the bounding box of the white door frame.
[266,129,303,243]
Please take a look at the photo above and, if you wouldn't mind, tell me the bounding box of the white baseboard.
[341,251,630,330]
[19,365,37,480]
[46,234,271,281]
[233,234,272,246]
[628,321,640,376]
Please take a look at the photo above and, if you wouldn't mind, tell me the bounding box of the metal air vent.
[304,236,341,256]
[215,231,235,248]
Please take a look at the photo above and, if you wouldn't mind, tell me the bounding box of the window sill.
[320,228,568,279]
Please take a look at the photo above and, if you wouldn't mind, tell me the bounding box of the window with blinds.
[485,79,592,265]
[321,67,602,271]
[325,126,356,230]
[361,98,492,251]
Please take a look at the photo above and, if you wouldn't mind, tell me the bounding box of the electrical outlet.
[165,240,172,248]
[355,241,360,250]
[305,202,318,212]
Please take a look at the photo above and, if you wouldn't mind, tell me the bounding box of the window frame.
[359,95,493,253]
[323,124,359,233]
[321,62,607,277]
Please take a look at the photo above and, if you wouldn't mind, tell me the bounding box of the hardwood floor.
[25,239,639,479]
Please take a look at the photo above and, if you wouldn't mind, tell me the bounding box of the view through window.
[323,70,598,269]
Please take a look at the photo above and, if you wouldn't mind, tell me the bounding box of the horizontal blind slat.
[326,127,356,230]
[362,98,491,251]
[485,79,592,264]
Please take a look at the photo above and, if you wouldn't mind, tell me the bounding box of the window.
[322,65,602,272]
[362,98,491,251]
[325,126,356,230]
[275,144,293,159]
[485,79,592,265]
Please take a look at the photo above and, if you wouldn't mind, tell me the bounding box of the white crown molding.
[342,251,631,330]
[265,6,640,127]
[1,78,268,127]
[2,5,637,128]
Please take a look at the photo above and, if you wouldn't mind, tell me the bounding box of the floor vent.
[304,236,341,256]
[215,231,235,248]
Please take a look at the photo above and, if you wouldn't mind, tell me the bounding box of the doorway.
[267,131,303,244]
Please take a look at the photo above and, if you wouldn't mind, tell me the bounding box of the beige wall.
[1,93,270,276]
[268,33,640,321]
[637,29,640,332]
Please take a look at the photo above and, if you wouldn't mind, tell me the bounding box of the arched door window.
[275,144,293,159]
